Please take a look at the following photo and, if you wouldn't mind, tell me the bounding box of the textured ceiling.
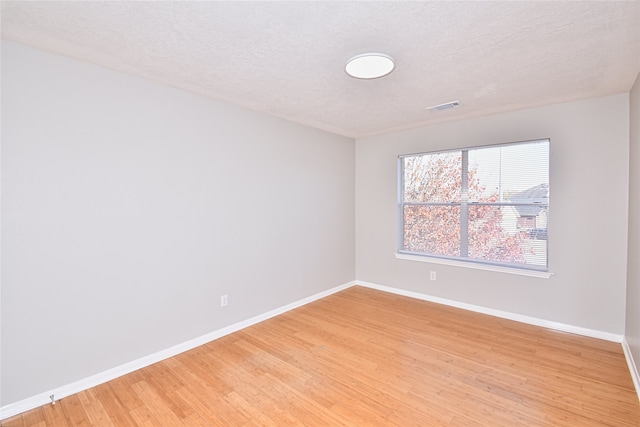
[2,1,639,138]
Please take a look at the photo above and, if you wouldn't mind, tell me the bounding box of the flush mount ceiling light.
[345,53,395,79]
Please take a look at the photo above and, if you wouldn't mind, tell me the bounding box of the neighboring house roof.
[510,183,549,217]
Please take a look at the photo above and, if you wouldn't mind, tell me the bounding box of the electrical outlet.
[430,271,436,281]
[220,294,228,307]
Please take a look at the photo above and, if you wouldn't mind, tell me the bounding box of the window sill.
[394,253,554,279]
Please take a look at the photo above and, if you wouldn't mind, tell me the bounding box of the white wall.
[0,41,355,406]
[356,94,630,335]
[627,72,640,384]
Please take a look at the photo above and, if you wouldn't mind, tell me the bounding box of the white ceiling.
[2,1,639,138]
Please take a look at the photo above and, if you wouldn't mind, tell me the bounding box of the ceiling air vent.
[426,101,461,112]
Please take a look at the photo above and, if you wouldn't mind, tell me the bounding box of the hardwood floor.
[3,286,639,426]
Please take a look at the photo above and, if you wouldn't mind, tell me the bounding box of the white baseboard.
[622,337,640,402]
[0,280,356,421]
[355,281,624,343]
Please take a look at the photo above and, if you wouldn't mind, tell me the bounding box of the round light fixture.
[345,53,395,79]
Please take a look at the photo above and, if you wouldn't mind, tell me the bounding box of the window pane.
[399,139,549,271]
[468,205,547,268]
[468,141,549,203]
[403,205,460,256]
[403,151,462,203]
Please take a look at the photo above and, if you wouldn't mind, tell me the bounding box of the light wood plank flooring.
[3,286,639,426]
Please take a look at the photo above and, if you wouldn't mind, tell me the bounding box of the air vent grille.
[426,101,461,112]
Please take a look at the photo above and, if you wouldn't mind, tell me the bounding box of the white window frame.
[398,139,550,276]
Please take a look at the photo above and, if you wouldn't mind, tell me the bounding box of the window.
[399,139,549,271]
